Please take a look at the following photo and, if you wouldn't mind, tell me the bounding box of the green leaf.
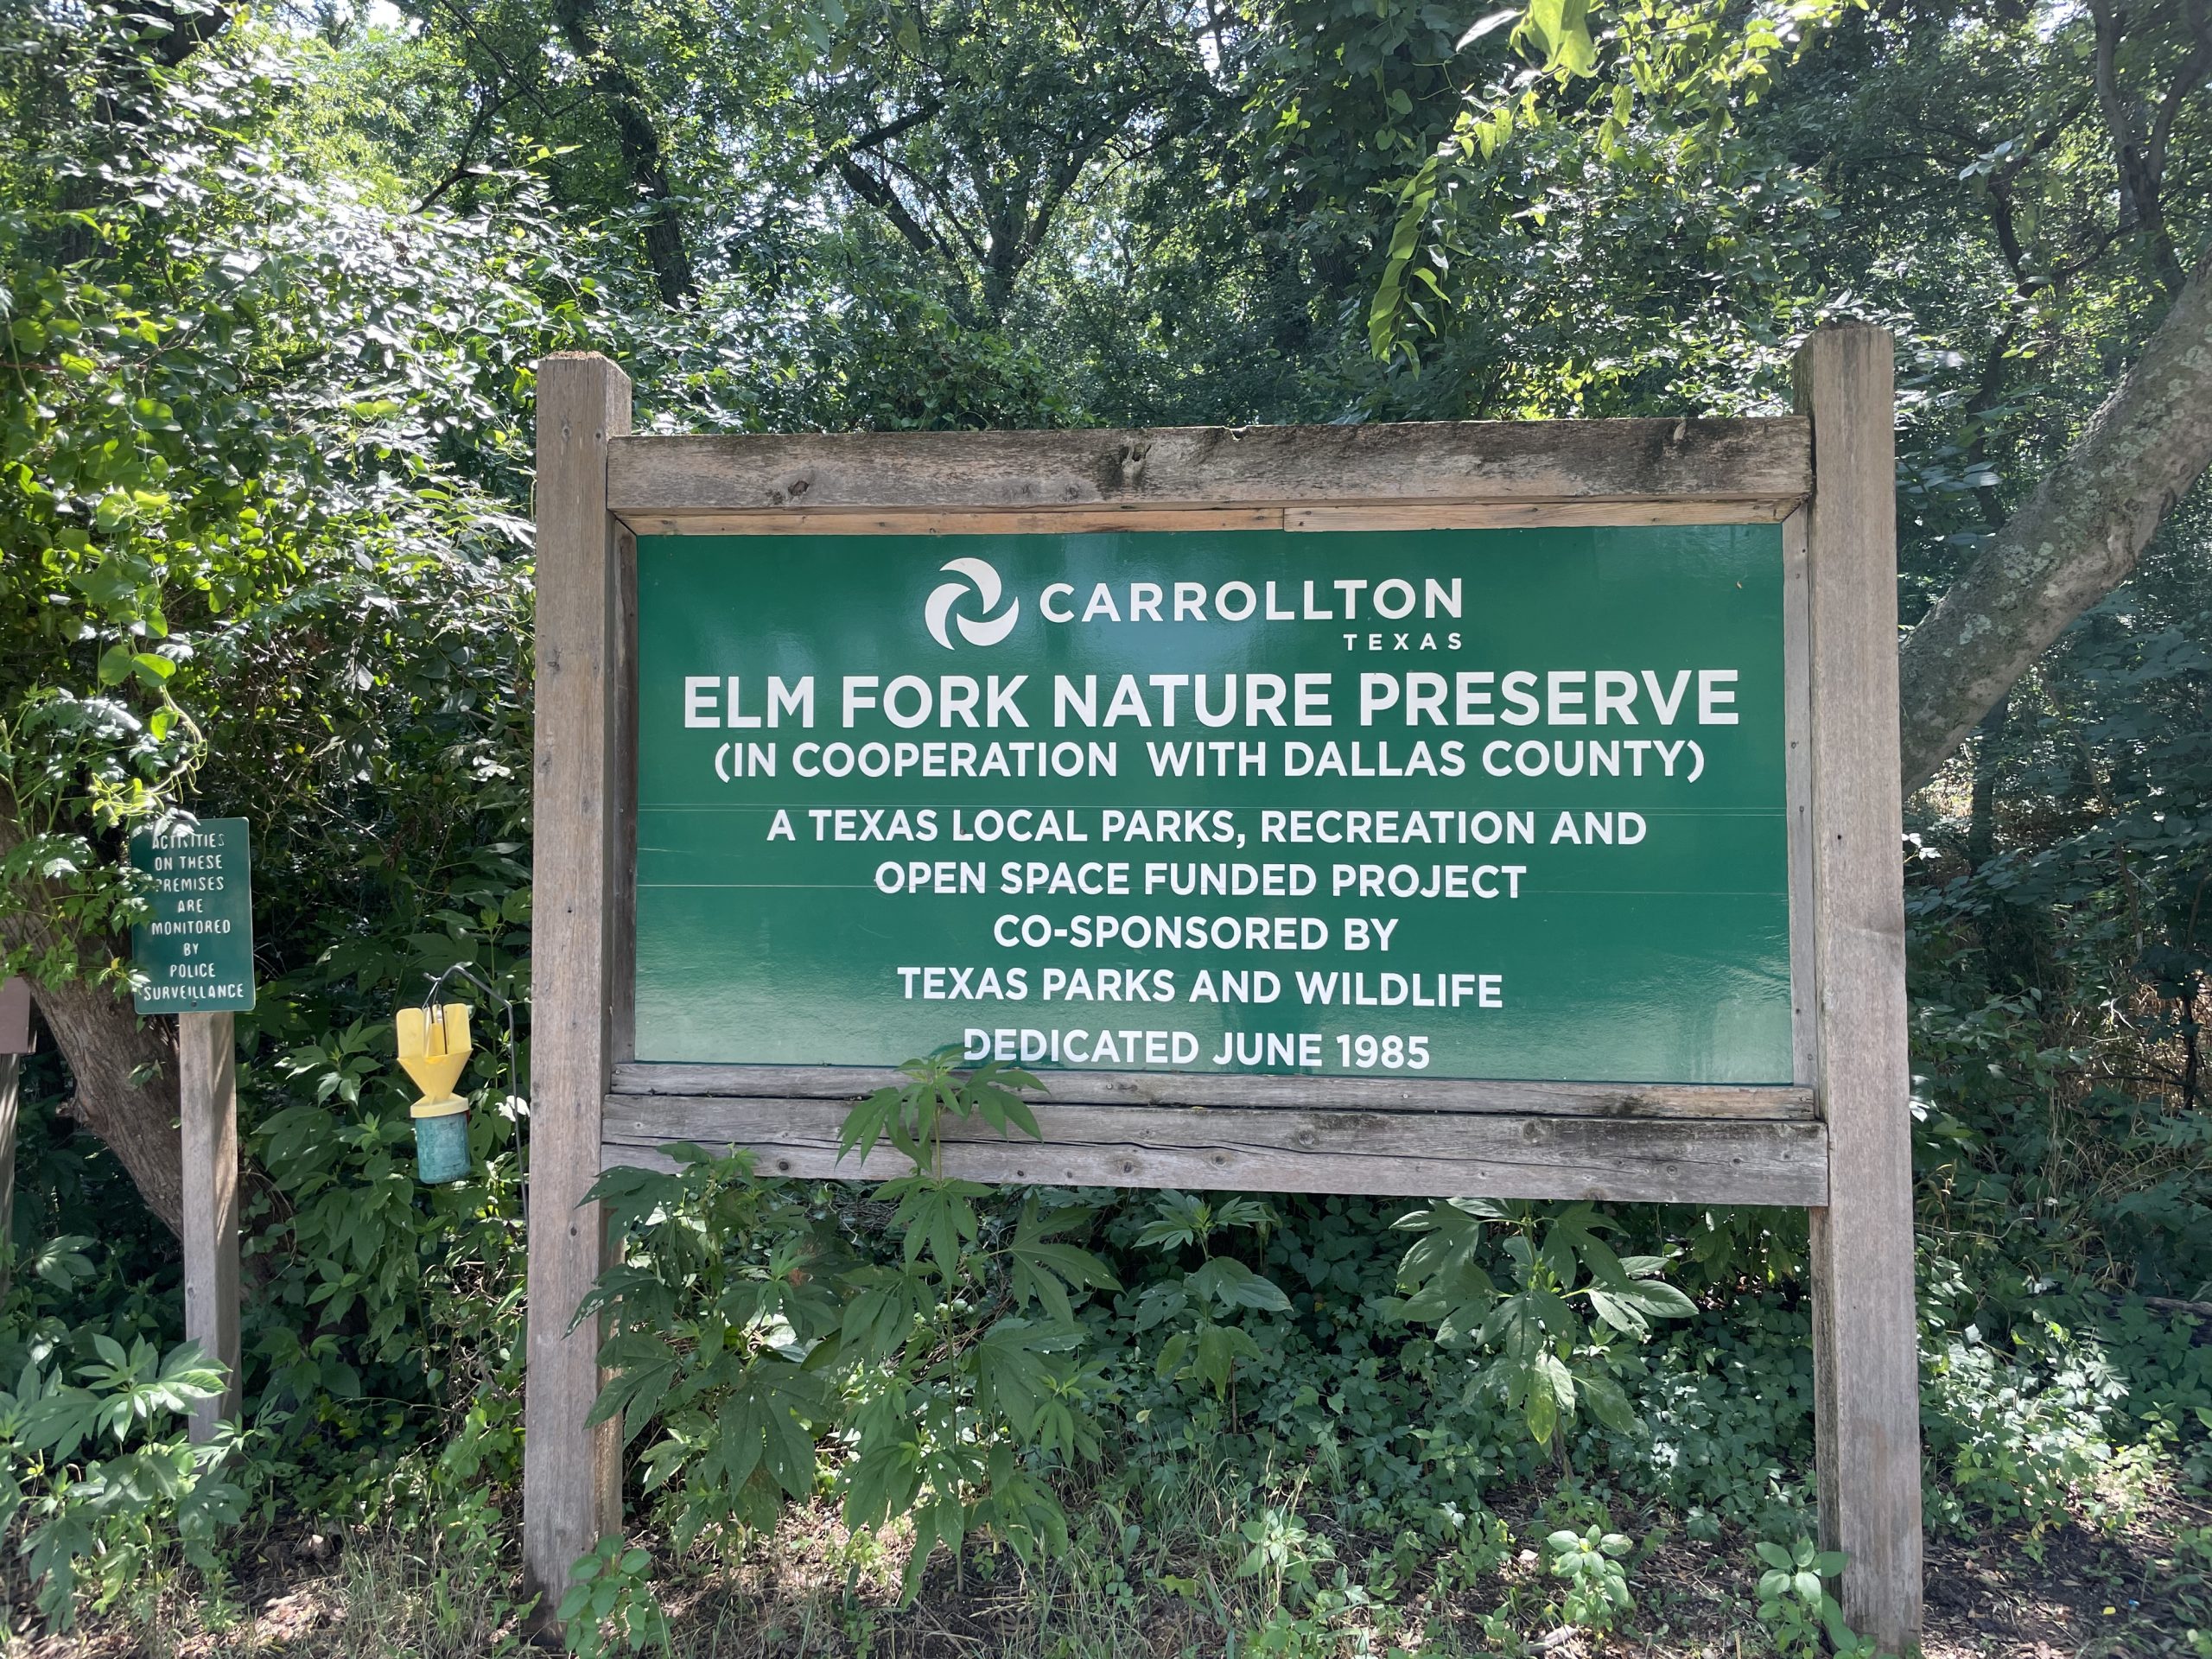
[888,1178,983,1279]
[838,1084,906,1164]
[1189,1318,1262,1398]
[1187,1255,1291,1313]
[585,1335,678,1445]
[1579,1369,1637,1433]
[975,1319,1067,1437]
[1615,1280,1699,1319]
[1585,1287,1648,1338]
[716,1359,823,1498]
[1524,1379,1558,1446]
[959,1061,1044,1141]
[902,1493,967,1599]
[1007,1215,1118,1322]
[841,1268,926,1360]
[1137,1191,1211,1251]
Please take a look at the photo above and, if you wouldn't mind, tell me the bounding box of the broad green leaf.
[1188,1255,1291,1313]
[715,1359,822,1498]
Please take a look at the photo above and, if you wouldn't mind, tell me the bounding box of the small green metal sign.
[130,817,256,1014]
[633,525,1790,1083]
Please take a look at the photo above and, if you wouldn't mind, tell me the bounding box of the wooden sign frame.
[523,327,1920,1648]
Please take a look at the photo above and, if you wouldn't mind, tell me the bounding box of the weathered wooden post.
[179,1009,240,1440]
[1796,324,1923,1648]
[0,977,31,1300]
[521,353,634,1616]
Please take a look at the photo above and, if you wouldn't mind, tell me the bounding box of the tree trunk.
[1897,238,2212,791]
[30,970,184,1237]
[549,0,696,306]
[0,804,185,1237]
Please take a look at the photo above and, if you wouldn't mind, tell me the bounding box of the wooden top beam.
[607,416,1811,524]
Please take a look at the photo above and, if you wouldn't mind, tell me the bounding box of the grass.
[15,1454,2212,1659]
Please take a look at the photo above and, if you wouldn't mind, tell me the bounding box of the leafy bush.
[1390,1198,1699,1456]
[577,1052,1117,1605]
[557,1538,669,1659]
[574,1054,1757,1645]
[1754,1538,1869,1658]
[1920,1302,2139,1537]
[1132,1192,1292,1413]
[1,1329,239,1629]
[1624,1297,1818,1538]
[1547,1522,1634,1632]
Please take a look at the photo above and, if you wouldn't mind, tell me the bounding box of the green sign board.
[634,525,1789,1083]
[130,817,256,1014]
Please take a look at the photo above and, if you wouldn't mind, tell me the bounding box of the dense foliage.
[0,0,2209,1647]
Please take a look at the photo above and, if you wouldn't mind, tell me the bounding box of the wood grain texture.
[610,524,638,1063]
[0,1056,17,1303]
[2,983,36,1297]
[613,498,1796,537]
[607,418,1810,519]
[1282,499,1794,531]
[617,507,1287,537]
[601,1095,1830,1205]
[610,1061,1814,1121]
[522,353,631,1619]
[0,976,29,1052]
[178,1011,239,1444]
[1796,327,1923,1649]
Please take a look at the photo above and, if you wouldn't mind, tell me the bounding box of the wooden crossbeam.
[601,1093,1830,1207]
[607,417,1811,527]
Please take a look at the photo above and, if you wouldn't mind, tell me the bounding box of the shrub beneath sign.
[573,1055,1720,1634]
[1389,1198,1699,1459]
[575,1053,1119,1607]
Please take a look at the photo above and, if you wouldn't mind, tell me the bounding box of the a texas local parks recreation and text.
[634,525,1790,1084]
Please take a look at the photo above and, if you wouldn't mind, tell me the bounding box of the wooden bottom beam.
[609,1062,1815,1122]
[602,1095,1829,1205]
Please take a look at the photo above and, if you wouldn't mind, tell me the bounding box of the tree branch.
[826,100,946,164]
[424,0,561,119]
[2145,35,2211,207]
[836,154,960,269]
[549,0,696,304]
[2088,0,2189,293]
[416,87,507,213]
[1897,238,2212,789]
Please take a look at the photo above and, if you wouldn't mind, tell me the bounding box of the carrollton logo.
[925,557,1019,649]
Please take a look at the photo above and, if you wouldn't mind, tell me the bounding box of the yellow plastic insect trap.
[397,1001,472,1183]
